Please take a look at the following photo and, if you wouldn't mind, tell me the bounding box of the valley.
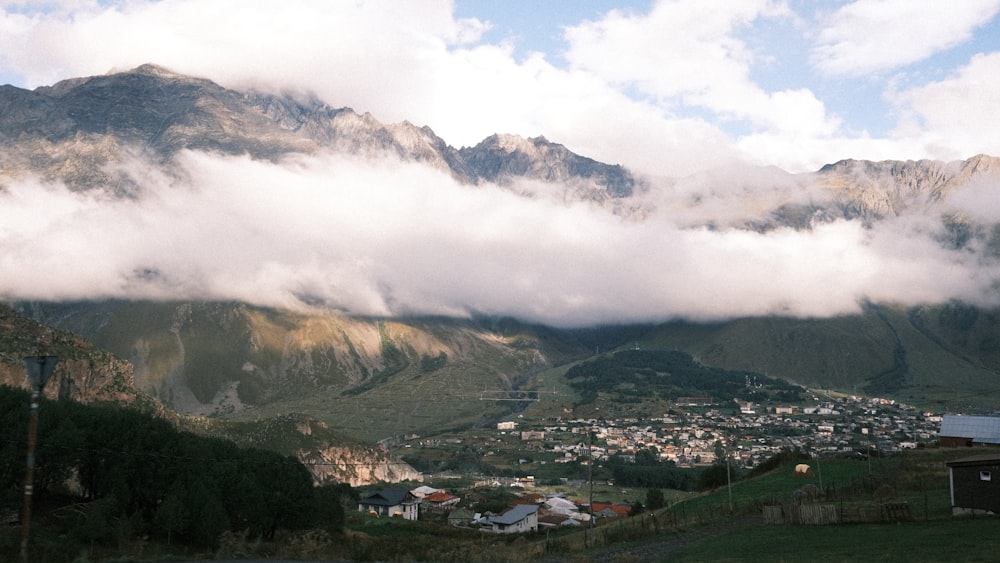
[1,62,1000,560]
[0,0,998,552]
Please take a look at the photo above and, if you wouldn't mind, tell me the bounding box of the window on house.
[981,471,992,481]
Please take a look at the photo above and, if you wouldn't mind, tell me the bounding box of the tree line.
[0,385,347,550]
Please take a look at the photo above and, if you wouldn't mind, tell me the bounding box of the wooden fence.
[763,502,911,525]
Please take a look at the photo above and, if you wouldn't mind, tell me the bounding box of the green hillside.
[639,303,1000,411]
[16,300,1000,445]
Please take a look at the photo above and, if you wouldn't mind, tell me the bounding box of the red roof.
[424,492,457,503]
[591,502,632,516]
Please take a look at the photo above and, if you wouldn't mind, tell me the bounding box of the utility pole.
[726,449,733,513]
[21,355,58,563]
[587,425,594,546]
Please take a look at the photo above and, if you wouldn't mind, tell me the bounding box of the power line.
[0,438,414,467]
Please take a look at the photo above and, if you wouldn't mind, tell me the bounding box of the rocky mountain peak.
[0,64,636,202]
[460,132,635,198]
[815,155,1000,220]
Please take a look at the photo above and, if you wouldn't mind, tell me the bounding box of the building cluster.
[498,394,943,469]
[357,485,634,534]
[365,397,1000,534]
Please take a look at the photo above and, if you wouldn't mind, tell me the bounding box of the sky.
[2,0,1000,326]
[1,0,998,175]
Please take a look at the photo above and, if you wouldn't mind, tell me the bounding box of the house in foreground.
[358,488,419,520]
[946,454,1000,515]
[482,504,538,534]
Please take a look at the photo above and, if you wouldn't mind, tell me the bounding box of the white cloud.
[563,0,787,101]
[2,150,999,326]
[4,0,997,176]
[1,0,1000,327]
[560,0,851,168]
[811,0,1000,77]
[0,0,750,177]
[887,52,1000,160]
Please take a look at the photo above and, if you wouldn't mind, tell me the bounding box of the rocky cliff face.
[0,304,140,406]
[212,413,422,486]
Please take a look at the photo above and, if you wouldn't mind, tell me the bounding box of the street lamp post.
[20,355,58,563]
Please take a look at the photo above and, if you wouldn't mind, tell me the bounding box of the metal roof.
[946,453,1000,467]
[939,415,1000,439]
[360,488,413,507]
[491,504,538,525]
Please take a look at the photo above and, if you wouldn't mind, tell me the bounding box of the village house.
[410,485,442,498]
[358,488,419,520]
[591,502,633,519]
[483,504,538,534]
[422,491,461,509]
[521,430,545,441]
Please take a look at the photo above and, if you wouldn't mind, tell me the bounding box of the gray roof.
[939,415,1000,440]
[360,488,413,507]
[946,454,1000,467]
[492,504,538,525]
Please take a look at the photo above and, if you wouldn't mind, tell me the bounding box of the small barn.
[938,415,1000,447]
[946,454,1000,515]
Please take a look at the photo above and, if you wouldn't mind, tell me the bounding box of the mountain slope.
[0,303,144,406]
[0,63,638,201]
[817,154,1000,222]
[17,301,633,441]
[638,303,1000,410]
[0,303,420,484]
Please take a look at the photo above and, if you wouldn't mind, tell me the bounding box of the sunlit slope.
[21,301,613,440]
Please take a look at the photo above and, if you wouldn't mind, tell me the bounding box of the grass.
[667,518,1000,562]
[567,447,1000,562]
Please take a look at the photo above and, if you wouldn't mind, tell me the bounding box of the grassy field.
[667,517,1000,562]
[524,446,1000,562]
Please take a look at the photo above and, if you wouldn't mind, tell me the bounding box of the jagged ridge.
[0,63,638,200]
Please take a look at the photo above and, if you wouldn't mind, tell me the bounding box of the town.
[368,390,953,533]
[401,392,941,476]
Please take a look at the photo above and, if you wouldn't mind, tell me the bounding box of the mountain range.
[3,64,1000,482]
[0,63,635,200]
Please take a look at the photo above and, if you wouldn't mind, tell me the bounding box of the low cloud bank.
[2,150,998,327]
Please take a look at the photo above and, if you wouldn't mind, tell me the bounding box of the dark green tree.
[314,483,348,532]
[153,484,188,545]
[645,488,666,510]
[698,463,730,491]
